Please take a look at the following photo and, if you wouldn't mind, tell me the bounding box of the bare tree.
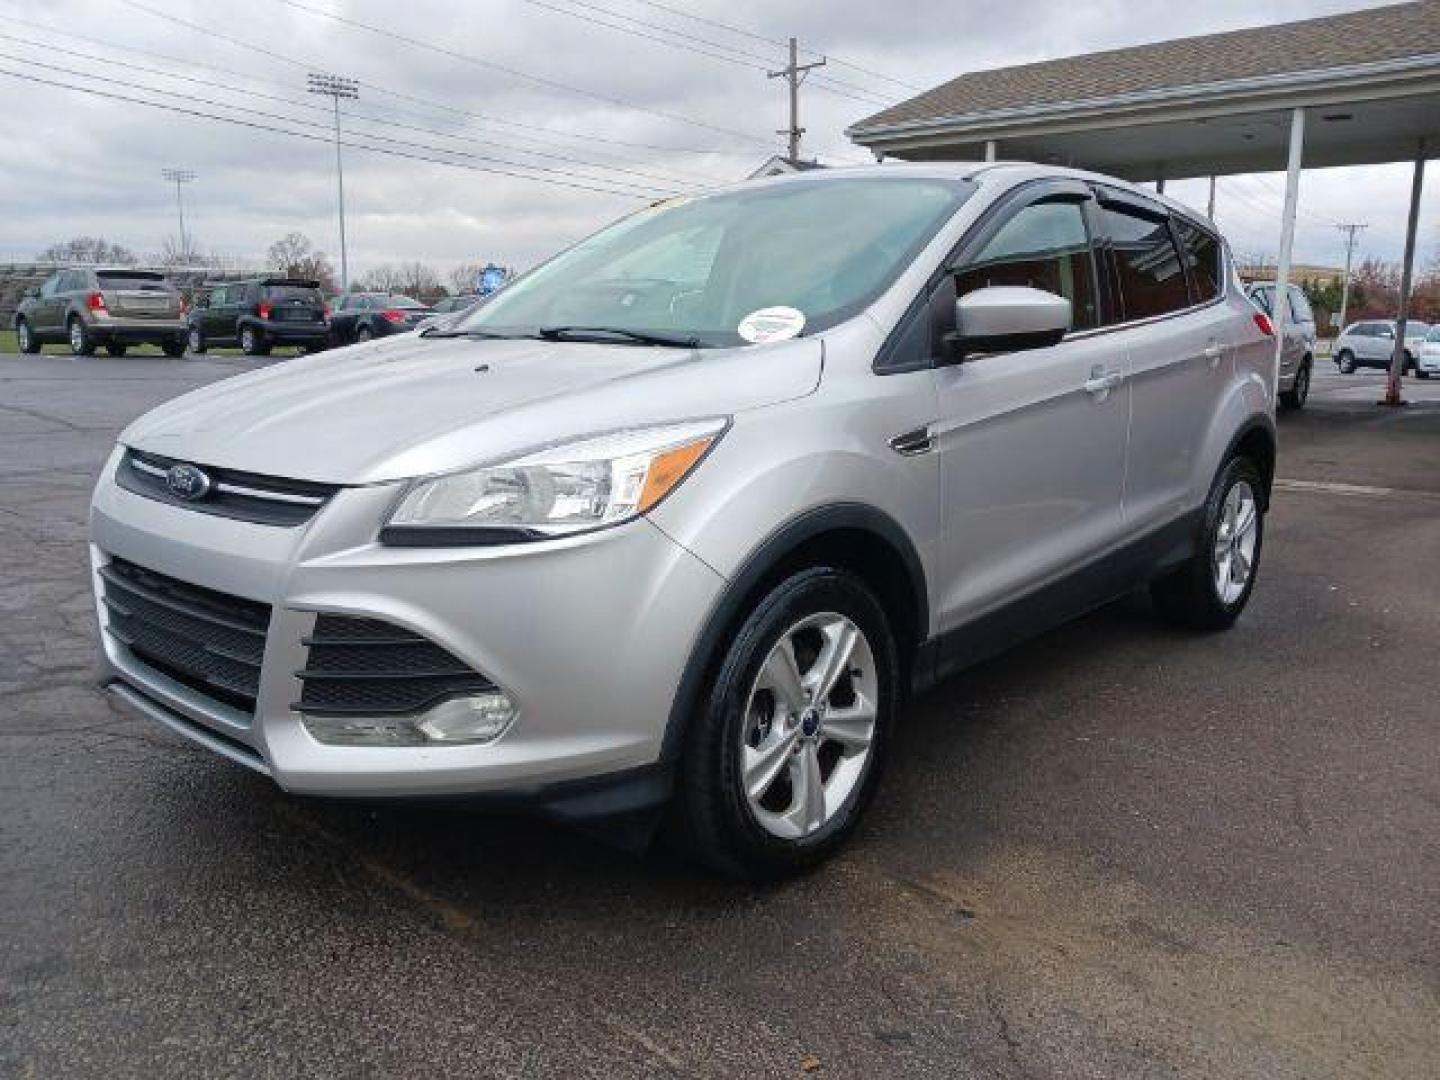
[155,233,206,269]
[396,260,443,301]
[448,262,483,296]
[36,236,138,265]
[265,232,337,293]
[355,264,403,294]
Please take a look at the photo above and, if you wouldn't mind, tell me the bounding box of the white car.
[1333,319,1431,377]
[1419,325,1440,379]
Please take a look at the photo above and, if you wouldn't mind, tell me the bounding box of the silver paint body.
[91,163,1275,797]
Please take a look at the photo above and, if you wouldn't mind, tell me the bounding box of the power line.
[260,0,776,147]
[0,30,711,191]
[0,63,672,200]
[619,0,927,93]
[512,0,894,106]
[107,0,749,157]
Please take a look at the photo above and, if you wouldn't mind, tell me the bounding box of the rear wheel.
[672,567,896,879]
[187,326,206,355]
[356,324,373,343]
[15,319,40,354]
[1280,359,1310,410]
[105,342,127,357]
[68,316,95,356]
[239,325,270,356]
[1151,456,1265,631]
[161,337,186,358]
[1336,349,1356,374]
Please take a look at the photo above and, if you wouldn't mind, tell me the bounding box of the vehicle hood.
[120,333,823,484]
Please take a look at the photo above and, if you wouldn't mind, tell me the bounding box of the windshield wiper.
[420,328,534,340]
[537,325,702,348]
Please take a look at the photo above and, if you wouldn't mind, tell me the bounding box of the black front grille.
[295,615,495,717]
[101,558,271,715]
[117,449,340,527]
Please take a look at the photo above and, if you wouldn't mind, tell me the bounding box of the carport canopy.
[847,0,1440,404]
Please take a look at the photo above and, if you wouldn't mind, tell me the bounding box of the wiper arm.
[537,325,701,348]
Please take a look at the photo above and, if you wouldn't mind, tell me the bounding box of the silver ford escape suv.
[91,164,1276,877]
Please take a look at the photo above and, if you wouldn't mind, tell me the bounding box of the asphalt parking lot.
[2,353,1437,1079]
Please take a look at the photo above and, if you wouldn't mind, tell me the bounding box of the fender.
[660,501,928,763]
[1192,372,1274,509]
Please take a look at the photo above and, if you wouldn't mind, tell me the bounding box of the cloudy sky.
[1,0,1435,282]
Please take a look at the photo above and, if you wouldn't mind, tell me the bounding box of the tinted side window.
[209,287,227,306]
[39,274,59,298]
[1250,287,1273,316]
[953,199,1099,331]
[1175,220,1222,302]
[1287,287,1314,323]
[1099,205,1190,320]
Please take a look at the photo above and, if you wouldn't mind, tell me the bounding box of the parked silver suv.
[90,165,1276,876]
[15,267,187,356]
[1334,319,1431,377]
[1245,280,1316,407]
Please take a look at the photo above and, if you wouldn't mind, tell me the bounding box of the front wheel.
[239,326,270,356]
[356,324,373,343]
[1336,350,1356,374]
[672,568,897,879]
[161,337,186,358]
[1151,456,1265,631]
[15,319,41,354]
[105,343,127,357]
[187,326,206,355]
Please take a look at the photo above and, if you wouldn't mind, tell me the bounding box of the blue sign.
[476,263,508,296]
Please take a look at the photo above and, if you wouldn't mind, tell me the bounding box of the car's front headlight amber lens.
[382,418,727,544]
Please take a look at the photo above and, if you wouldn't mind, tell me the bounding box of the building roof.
[748,155,829,178]
[850,1,1440,136]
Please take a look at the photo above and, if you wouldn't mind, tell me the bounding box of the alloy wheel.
[69,320,83,353]
[1212,479,1258,605]
[741,612,877,840]
[17,322,31,351]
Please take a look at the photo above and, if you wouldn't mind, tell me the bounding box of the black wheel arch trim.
[1221,415,1277,508]
[660,501,928,764]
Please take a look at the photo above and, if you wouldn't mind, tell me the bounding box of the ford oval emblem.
[166,463,212,501]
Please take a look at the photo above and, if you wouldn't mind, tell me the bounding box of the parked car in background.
[429,295,478,314]
[187,278,329,357]
[1333,319,1431,377]
[91,164,1277,877]
[14,268,186,356]
[1245,280,1315,408]
[1419,324,1440,379]
[328,293,433,344]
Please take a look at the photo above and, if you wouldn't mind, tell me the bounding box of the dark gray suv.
[14,268,187,356]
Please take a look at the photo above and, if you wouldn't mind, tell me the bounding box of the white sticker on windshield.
[737,306,805,344]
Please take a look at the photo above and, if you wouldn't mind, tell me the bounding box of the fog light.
[301,691,516,747]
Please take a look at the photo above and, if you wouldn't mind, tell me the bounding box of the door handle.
[1203,342,1223,367]
[1084,366,1123,396]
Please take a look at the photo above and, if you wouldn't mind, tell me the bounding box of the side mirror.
[942,286,1071,364]
[23,286,39,300]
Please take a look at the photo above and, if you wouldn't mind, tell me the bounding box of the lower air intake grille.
[296,615,496,717]
[101,557,271,715]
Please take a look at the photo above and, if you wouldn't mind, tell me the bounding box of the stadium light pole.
[307,73,358,292]
[161,168,196,262]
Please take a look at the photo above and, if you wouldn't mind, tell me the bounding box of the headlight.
[381,418,727,545]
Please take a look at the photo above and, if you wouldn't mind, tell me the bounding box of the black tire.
[1151,456,1265,631]
[671,567,897,879]
[356,324,373,343]
[1403,351,1416,375]
[15,319,41,354]
[1279,359,1310,410]
[239,325,270,356]
[1418,370,1432,380]
[68,316,95,356]
[1336,349,1356,374]
[161,337,186,358]
[187,326,206,355]
[105,342,127,357]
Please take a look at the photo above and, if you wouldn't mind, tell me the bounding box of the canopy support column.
[1383,140,1427,408]
[1272,107,1305,402]
[984,140,997,162]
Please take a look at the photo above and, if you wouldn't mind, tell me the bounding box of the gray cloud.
[1,0,1434,277]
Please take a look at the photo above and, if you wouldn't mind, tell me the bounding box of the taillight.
[381,309,405,322]
[257,301,273,319]
[86,291,106,311]
[179,294,189,314]
[1253,311,1274,337]
[322,303,331,319]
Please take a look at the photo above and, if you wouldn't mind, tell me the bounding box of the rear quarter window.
[1175,221,1222,303]
[263,285,322,302]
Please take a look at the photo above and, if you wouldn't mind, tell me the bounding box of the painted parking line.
[1273,478,1426,498]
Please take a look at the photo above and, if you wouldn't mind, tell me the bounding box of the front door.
[934,188,1129,637]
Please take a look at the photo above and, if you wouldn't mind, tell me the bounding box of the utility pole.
[307,72,359,292]
[1334,222,1368,333]
[767,38,825,163]
[161,168,196,261]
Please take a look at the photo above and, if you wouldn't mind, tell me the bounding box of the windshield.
[1404,321,1429,337]
[388,295,427,309]
[1427,326,1440,343]
[453,175,974,347]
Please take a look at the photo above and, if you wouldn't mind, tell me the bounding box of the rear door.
[1099,193,1231,529]
[933,180,1129,631]
[33,272,63,333]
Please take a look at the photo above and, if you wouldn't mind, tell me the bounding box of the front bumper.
[89,317,187,343]
[1417,353,1440,374]
[90,447,725,803]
